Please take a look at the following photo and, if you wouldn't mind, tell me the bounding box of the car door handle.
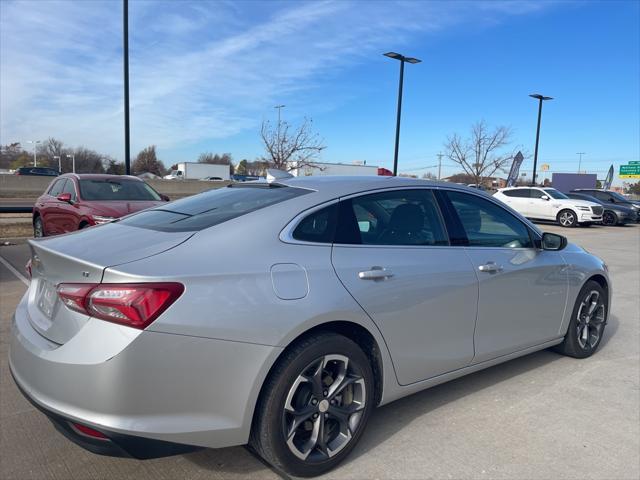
[478,262,503,273]
[358,267,394,280]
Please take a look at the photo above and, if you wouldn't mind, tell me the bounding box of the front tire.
[554,280,607,358]
[33,216,45,237]
[557,209,578,228]
[251,333,374,477]
[602,210,617,226]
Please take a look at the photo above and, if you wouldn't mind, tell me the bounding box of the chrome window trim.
[280,185,543,247]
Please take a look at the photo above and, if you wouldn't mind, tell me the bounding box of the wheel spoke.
[286,406,316,440]
[302,357,325,397]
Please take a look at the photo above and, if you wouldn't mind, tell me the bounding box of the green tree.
[105,159,125,175]
[133,145,165,176]
[236,159,248,175]
[625,181,640,196]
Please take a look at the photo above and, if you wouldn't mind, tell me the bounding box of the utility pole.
[27,140,41,167]
[576,152,586,173]
[123,0,131,175]
[274,105,285,167]
[437,152,444,180]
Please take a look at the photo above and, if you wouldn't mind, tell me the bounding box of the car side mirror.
[541,232,567,251]
[541,195,550,200]
[160,194,170,202]
[57,192,72,203]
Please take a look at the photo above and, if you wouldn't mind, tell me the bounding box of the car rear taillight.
[57,283,184,329]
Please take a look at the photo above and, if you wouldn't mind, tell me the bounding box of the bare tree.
[133,145,165,176]
[260,117,326,171]
[444,121,517,186]
[197,152,234,174]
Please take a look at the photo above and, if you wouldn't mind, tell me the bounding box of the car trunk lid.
[26,223,193,344]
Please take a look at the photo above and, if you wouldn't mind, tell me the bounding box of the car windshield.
[543,188,568,199]
[119,184,310,232]
[79,179,161,201]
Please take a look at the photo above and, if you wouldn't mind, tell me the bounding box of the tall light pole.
[384,52,421,176]
[437,152,444,180]
[576,152,586,173]
[27,140,41,167]
[66,154,75,173]
[53,155,61,172]
[123,0,131,175]
[529,93,553,186]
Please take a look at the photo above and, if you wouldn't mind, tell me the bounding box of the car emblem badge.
[82,271,90,278]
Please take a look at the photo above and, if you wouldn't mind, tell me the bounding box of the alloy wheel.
[576,290,606,349]
[283,354,366,462]
[559,211,576,227]
[602,211,616,226]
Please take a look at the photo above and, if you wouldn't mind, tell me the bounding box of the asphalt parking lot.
[1,223,638,480]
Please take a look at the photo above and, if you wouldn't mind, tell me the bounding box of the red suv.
[33,174,169,237]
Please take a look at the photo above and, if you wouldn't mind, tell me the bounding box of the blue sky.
[1,0,638,182]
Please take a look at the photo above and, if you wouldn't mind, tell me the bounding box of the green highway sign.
[629,161,640,165]
[619,163,640,178]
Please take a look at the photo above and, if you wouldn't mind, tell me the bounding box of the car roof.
[59,173,142,181]
[276,175,472,197]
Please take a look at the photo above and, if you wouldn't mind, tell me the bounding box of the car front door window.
[446,191,533,248]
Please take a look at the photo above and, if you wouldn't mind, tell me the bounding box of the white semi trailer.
[164,162,230,180]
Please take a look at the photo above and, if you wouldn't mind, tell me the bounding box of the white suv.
[494,187,603,227]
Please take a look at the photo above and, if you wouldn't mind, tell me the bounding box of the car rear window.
[79,179,161,201]
[119,184,310,232]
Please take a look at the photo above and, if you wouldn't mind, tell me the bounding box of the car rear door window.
[335,189,448,246]
[503,189,530,198]
[444,191,533,248]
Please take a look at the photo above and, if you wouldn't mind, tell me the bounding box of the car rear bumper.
[9,293,281,455]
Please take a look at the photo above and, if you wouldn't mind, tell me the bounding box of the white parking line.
[0,255,29,286]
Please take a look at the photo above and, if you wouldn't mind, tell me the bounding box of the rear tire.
[557,209,577,228]
[33,216,45,238]
[250,333,374,477]
[553,280,607,359]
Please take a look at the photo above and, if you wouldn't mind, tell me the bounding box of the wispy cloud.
[0,0,553,161]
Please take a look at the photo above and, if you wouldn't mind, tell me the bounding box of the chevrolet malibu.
[10,175,610,477]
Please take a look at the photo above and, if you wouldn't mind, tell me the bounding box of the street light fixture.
[66,154,76,173]
[529,93,553,186]
[576,152,586,173]
[27,140,41,167]
[384,52,421,176]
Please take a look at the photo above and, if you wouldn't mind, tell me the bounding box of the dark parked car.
[15,166,59,176]
[32,174,168,237]
[565,192,637,225]
[571,189,640,221]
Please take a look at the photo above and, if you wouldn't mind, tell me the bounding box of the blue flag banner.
[506,151,524,187]
[603,165,614,190]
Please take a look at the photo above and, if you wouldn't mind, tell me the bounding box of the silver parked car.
[10,175,610,476]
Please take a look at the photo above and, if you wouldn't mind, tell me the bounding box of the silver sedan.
[10,175,610,476]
